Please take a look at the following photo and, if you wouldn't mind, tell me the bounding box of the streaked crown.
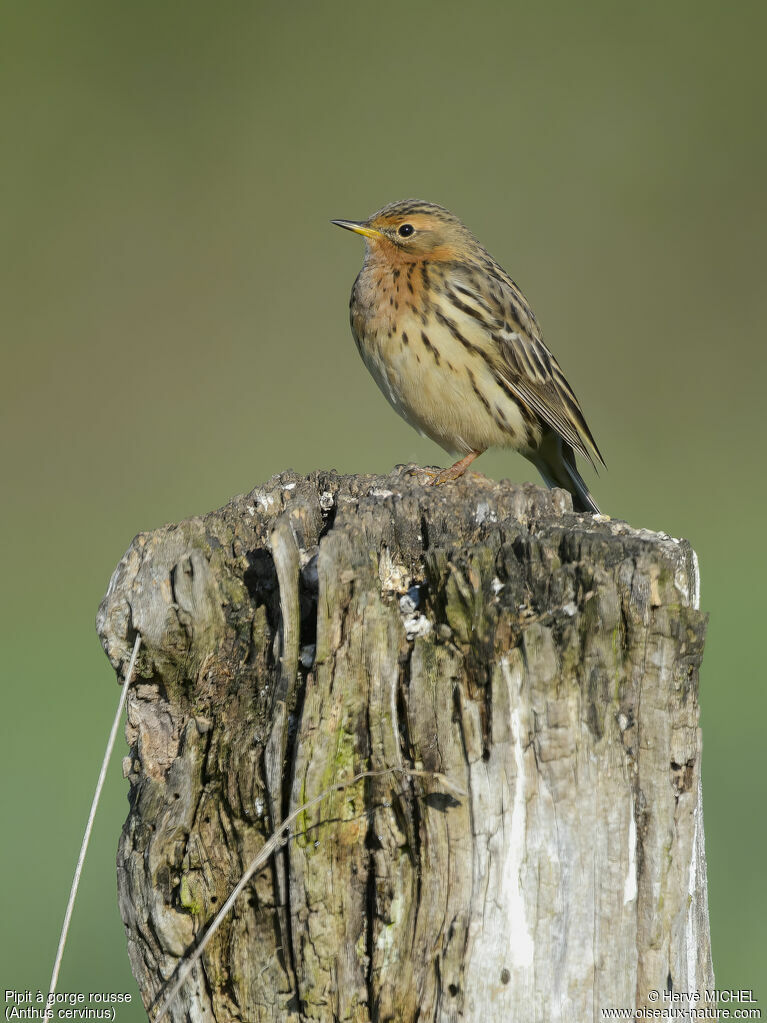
[332,199,480,262]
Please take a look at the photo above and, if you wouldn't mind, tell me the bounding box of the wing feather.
[445,266,605,469]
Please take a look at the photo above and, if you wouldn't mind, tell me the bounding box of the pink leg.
[425,450,484,486]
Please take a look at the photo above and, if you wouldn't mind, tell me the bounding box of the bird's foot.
[412,451,484,487]
[399,464,442,485]
[424,465,466,486]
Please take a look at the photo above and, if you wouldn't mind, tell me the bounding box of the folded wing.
[446,266,605,470]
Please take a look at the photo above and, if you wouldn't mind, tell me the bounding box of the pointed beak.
[331,219,384,240]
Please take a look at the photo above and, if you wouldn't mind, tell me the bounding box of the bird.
[332,199,605,513]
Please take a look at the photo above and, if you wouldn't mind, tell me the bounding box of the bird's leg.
[423,450,484,486]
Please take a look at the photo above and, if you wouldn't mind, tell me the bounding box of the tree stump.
[97,468,712,1023]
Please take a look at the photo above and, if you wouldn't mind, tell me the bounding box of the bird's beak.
[331,219,384,240]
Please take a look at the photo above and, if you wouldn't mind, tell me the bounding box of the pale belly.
[355,306,536,457]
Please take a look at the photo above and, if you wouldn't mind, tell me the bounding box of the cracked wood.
[97,467,712,1023]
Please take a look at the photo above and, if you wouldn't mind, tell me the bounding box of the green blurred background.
[2,1,764,1013]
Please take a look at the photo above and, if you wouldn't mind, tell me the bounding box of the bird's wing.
[444,265,605,469]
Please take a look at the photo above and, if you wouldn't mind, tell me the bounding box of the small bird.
[332,200,605,513]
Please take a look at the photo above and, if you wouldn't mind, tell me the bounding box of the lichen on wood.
[97,467,712,1023]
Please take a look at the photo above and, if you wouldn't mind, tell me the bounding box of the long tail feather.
[532,435,600,514]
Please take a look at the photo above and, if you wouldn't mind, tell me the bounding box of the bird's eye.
[397,224,415,238]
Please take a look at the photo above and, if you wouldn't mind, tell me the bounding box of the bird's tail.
[532,435,600,514]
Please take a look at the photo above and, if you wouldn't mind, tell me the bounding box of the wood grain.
[97,468,712,1022]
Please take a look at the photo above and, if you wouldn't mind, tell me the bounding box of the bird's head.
[332,199,476,265]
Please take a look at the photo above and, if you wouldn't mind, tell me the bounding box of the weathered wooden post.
[97,468,712,1022]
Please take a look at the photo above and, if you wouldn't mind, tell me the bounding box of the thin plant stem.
[48,634,142,998]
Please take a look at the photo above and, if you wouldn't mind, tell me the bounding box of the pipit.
[332,199,605,513]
